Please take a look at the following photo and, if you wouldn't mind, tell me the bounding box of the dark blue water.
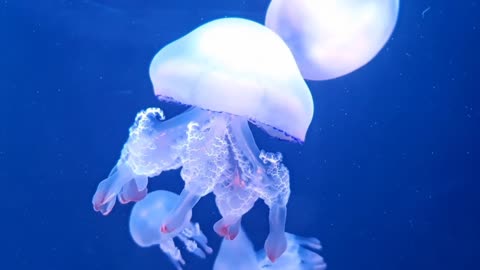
[1,1,477,269]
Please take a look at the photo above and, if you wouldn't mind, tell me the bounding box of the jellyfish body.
[129,190,212,269]
[149,17,313,261]
[92,17,314,262]
[265,0,400,80]
[214,226,327,270]
[149,17,313,142]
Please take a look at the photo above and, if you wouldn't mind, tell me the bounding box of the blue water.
[1,1,477,269]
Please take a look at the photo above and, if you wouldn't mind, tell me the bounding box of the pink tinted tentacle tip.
[213,219,227,237]
[161,211,189,234]
[265,231,287,262]
[94,198,115,215]
[225,231,237,241]
[92,190,109,209]
[214,219,238,239]
[203,245,213,254]
[219,226,230,239]
[118,186,148,204]
[213,217,241,240]
[160,224,171,234]
[226,219,241,240]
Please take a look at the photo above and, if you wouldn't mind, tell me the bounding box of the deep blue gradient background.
[1,1,477,269]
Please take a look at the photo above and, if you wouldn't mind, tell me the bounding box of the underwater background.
[0,0,477,269]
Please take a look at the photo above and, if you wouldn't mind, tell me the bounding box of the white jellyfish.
[129,190,212,270]
[265,0,400,80]
[214,226,327,270]
[92,18,314,262]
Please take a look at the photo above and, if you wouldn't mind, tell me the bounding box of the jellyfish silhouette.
[92,17,314,262]
[129,190,212,270]
[265,0,400,80]
[214,226,327,270]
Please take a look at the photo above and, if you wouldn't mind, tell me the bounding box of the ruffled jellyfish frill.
[213,226,327,270]
[92,17,314,262]
[150,17,313,142]
[265,0,400,80]
[129,190,212,269]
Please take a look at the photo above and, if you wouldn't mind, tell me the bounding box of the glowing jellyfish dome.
[92,17,314,262]
[265,0,400,80]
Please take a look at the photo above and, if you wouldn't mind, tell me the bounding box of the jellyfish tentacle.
[161,189,201,233]
[183,222,213,255]
[118,175,148,204]
[159,238,185,270]
[210,117,262,239]
[177,233,206,258]
[163,113,230,233]
[213,162,258,240]
[92,161,134,215]
[92,107,182,214]
[284,234,325,268]
[177,221,213,259]
[213,216,242,240]
[257,150,291,261]
[134,174,148,190]
[227,117,263,180]
[264,204,288,262]
[290,234,323,251]
[227,116,291,261]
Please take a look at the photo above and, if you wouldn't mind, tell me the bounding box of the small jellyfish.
[213,225,259,270]
[257,234,327,270]
[129,190,212,270]
[92,17,314,261]
[214,226,327,270]
[265,0,400,80]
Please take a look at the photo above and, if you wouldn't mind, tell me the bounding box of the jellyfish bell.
[149,17,313,142]
[129,190,192,247]
[129,190,212,269]
[265,0,400,81]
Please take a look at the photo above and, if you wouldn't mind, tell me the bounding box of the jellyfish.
[129,190,212,270]
[257,234,327,270]
[214,225,327,270]
[265,0,400,80]
[92,17,314,261]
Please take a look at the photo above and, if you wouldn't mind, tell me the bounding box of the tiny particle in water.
[421,6,431,18]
